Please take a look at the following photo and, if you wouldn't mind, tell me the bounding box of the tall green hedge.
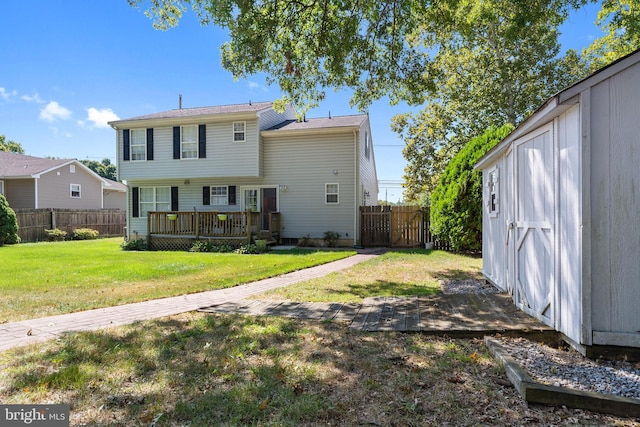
[0,194,20,245]
[430,124,513,252]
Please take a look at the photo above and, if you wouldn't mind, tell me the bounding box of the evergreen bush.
[430,124,513,252]
[0,194,20,245]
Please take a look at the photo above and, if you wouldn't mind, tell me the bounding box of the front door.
[513,124,555,327]
[242,187,278,230]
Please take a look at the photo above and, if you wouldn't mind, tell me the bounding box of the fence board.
[14,209,126,242]
[360,206,451,250]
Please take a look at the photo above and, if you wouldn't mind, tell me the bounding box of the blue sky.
[1,1,602,202]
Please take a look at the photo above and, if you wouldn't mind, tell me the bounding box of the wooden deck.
[198,293,556,338]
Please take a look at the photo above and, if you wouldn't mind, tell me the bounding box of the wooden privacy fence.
[360,205,450,249]
[14,208,126,242]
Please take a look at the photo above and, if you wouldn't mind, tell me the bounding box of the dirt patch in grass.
[0,312,635,426]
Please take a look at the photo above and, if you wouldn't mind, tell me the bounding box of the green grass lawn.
[0,238,355,322]
[256,249,483,303]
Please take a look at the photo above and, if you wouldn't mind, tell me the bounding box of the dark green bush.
[234,243,260,254]
[45,228,67,242]
[121,238,148,251]
[0,194,19,245]
[190,240,234,253]
[323,231,341,247]
[430,124,513,252]
[72,228,100,240]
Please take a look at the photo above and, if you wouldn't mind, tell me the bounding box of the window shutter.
[173,126,181,159]
[203,186,210,205]
[123,129,130,161]
[198,124,206,159]
[146,128,154,160]
[132,187,139,217]
[228,185,236,205]
[171,186,179,211]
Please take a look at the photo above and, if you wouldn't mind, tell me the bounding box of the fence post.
[51,208,56,230]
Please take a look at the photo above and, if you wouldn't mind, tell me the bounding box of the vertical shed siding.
[556,105,582,342]
[481,158,506,290]
[118,119,261,180]
[5,179,35,209]
[264,133,355,240]
[590,65,640,334]
[38,166,103,209]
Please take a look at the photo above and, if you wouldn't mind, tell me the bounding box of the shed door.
[514,125,555,327]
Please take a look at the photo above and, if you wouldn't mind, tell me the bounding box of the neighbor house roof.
[109,101,275,125]
[0,151,73,178]
[262,115,367,135]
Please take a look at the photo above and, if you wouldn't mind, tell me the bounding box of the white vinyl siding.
[131,129,147,161]
[210,185,228,205]
[181,125,198,159]
[233,121,246,142]
[118,120,260,180]
[70,184,81,198]
[325,183,339,204]
[139,187,170,218]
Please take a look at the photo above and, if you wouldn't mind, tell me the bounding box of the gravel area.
[443,278,640,402]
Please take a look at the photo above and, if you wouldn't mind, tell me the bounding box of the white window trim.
[233,121,246,143]
[487,166,499,217]
[181,125,198,159]
[139,186,171,218]
[364,131,370,160]
[0,180,4,195]
[130,128,147,162]
[70,183,81,199]
[325,183,339,205]
[210,185,229,206]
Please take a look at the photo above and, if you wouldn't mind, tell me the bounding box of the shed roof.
[476,48,640,170]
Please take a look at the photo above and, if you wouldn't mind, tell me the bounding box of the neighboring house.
[108,101,378,248]
[476,49,640,355]
[0,151,125,210]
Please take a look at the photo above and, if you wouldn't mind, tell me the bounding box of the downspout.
[353,130,358,247]
[34,178,38,209]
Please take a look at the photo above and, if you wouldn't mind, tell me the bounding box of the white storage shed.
[476,49,640,356]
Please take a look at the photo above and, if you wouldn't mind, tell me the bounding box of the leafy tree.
[129,0,584,114]
[393,0,587,201]
[430,124,513,253]
[0,194,20,245]
[0,135,25,154]
[81,158,117,181]
[582,0,640,71]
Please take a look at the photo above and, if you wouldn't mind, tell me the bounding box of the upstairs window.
[233,121,246,142]
[325,183,339,204]
[210,186,229,205]
[364,131,370,160]
[181,125,198,159]
[70,184,81,198]
[130,129,147,161]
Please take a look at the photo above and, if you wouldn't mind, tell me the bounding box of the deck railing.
[147,211,261,240]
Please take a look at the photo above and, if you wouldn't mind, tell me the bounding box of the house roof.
[0,151,73,177]
[109,101,275,125]
[263,114,367,133]
[104,178,127,192]
[476,48,640,170]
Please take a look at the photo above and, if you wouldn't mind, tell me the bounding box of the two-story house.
[109,101,378,249]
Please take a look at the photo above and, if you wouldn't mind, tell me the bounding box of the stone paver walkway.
[0,253,377,352]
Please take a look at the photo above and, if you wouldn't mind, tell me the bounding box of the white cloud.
[0,87,17,101]
[248,80,268,92]
[22,92,45,103]
[40,101,72,122]
[84,107,120,129]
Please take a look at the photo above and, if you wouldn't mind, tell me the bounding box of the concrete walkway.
[0,253,378,352]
